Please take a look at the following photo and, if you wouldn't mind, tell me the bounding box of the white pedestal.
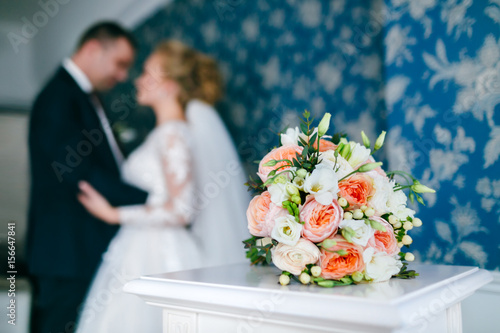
[124,263,492,333]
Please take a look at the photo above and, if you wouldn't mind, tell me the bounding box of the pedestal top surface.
[125,263,492,330]
[134,263,486,303]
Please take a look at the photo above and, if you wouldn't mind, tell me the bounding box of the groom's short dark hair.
[77,21,137,50]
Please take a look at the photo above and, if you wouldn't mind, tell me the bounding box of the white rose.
[319,150,354,179]
[368,175,393,215]
[303,164,339,205]
[339,219,375,247]
[387,190,415,219]
[268,183,291,207]
[271,238,321,275]
[347,142,371,168]
[271,215,303,246]
[393,206,416,220]
[281,127,300,146]
[363,247,403,282]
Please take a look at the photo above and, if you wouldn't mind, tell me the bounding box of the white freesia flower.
[271,215,303,246]
[271,238,321,275]
[339,219,375,247]
[281,127,300,146]
[292,176,306,191]
[319,150,354,179]
[268,183,291,207]
[363,247,403,282]
[347,142,371,168]
[303,164,339,205]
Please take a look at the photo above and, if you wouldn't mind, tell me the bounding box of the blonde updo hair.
[154,40,224,108]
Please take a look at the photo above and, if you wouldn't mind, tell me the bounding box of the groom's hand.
[77,181,120,224]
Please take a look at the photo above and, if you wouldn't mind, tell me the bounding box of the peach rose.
[257,145,303,183]
[320,235,365,280]
[366,216,399,256]
[300,196,343,242]
[247,192,287,237]
[314,139,338,152]
[338,173,374,207]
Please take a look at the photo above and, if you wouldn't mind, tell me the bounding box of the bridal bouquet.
[244,111,435,287]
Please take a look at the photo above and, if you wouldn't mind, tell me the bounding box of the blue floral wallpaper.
[105,0,500,271]
[383,0,500,271]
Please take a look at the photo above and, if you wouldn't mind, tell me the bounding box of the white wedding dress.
[76,100,250,332]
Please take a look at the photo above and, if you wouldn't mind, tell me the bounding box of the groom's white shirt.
[63,58,124,168]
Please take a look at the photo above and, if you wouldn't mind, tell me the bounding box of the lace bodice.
[118,121,195,226]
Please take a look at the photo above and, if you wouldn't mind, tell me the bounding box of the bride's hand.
[77,181,120,224]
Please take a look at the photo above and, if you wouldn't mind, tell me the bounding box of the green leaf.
[300,122,308,134]
[265,249,272,264]
[309,132,318,145]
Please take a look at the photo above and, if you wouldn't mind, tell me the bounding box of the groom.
[27,22,147,333]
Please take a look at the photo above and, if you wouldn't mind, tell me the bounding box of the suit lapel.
[59,67,121,175]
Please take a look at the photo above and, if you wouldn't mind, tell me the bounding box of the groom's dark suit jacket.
[27,67,147,280]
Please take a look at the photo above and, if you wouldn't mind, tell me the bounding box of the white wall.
[462,271,500,333]
[0,0,170,109]
[0,114,29,258]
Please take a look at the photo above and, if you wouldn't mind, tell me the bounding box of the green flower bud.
[296,168,308,179]
[374,131,386,150]
[341,227,355,243]
[291,194,301,205]
[335,249,348,256]
[321,239,337,249]
[369,219,386,232]
[340,143,351,159]
[357,162,383,173]
[411,184,436,194]
[317,113,332,137]
[263,159,278,167]
[361,131,371,149]
[286,184,299,196]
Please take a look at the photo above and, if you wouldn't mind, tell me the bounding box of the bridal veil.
[186,99,251,268]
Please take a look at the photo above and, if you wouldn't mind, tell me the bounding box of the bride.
[75,40,250,332]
